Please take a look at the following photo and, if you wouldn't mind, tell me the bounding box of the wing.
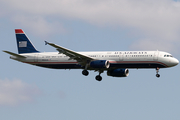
[45,41,94,65]
[3,51,26,58]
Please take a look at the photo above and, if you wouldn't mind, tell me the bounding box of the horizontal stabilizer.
[3,51,26,58]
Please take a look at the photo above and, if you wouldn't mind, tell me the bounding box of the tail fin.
[15,29,39,54]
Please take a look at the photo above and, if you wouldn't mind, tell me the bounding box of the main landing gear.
[82,64,89,76]
[95,75,102,81]
[156,67,160,78]
[82,69,103,81]
[82,70,89,76]
[95,70,103,81]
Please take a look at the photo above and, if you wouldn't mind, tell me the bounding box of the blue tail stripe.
[16,33,39,54]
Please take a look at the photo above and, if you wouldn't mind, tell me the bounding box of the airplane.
[3,29,179,81]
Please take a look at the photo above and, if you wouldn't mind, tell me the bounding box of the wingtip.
[45,41,49,45]
[3,50,7,53]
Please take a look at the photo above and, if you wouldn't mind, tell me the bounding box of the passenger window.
[164,55,166,57]
[167,55,169,57]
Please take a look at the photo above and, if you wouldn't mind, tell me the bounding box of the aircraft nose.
[173,58,179,66]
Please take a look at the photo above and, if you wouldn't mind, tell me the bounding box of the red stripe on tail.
[15,29,24,34]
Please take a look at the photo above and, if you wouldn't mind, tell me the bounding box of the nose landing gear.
[156,67,160,78]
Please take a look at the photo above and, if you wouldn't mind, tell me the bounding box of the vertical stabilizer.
[15,29,39,54]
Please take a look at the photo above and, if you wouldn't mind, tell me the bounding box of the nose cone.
[173,58,179,66]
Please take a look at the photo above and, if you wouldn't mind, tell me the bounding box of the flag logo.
[19,41,27,47]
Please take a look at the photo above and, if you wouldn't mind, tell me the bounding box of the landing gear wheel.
[155,67,160,78]
[95,75,102,81]
[156,74,160,78]
[82,70,89,76]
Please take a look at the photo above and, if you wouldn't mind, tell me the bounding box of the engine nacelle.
[107,68,129,77]
[90,60,110,69]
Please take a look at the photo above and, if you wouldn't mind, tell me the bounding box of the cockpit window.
[164,54,173,57]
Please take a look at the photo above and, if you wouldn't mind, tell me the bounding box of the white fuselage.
[11,51,179,70]
[5,29,179,80]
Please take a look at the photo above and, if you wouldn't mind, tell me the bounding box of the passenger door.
[119,53,124,61]
[153,51,159,60]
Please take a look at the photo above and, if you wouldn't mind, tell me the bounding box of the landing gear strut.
[156,67,160,78]
[95,70,103,81]
[82,64,89,76]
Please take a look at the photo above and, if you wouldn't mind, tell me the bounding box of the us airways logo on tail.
[15,29,39,54]
[3,29,179,81]
[19,41,27,47]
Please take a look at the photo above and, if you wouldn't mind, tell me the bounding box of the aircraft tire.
[82,70,89,76]
[95,75,102,81]
[156,74,160,78]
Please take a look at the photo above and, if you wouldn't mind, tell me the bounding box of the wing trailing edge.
[45,41,94,62]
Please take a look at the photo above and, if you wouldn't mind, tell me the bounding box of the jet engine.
[107,68,129,77]
[90,60,110,68]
